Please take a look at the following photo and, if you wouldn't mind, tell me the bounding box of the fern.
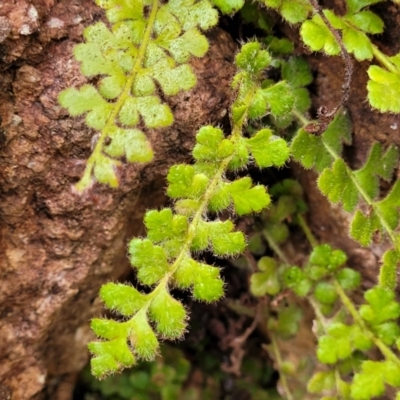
[299,0,400,113]
[58,0,218,192]
[262,0,312,24]
[291,112,400,290]
[310,261,400,400]
[88,42,290,378]
[212,0,246,14]
[301,0,384,60]
[250,184,400,399]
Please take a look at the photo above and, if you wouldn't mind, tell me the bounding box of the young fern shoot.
[58,0,218,192]
[88,42,291,378]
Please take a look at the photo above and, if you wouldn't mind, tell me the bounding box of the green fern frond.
[317,142,399,247]
[292,111,400,289]
[250,256,281,296]
[88,42,290,378]
[59,0,218,192]
[317,322,373,364]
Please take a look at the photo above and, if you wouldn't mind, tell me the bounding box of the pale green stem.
[372,45,400,74]
[309,296,330,333]
[75,0,160,192]
[270,333,295,400]
[334,369,344,400]
[292,109,308,126]
[297,214,319,249]
[263,229,291,265]
[333,280,365,327]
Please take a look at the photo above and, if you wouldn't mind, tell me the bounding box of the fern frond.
[292,112,400,289]
[59,0,218,192]
[88,42,290,378]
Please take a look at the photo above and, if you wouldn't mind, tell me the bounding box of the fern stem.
[333,281,365,328]
[297,214,318,249]
[270,333,295,400]
[373,338,400,368]
[75,0,160,192]
[263,229,291,265]
[292,109,309,126]
[372,45,400,74]
[334,369,344,399]
[309,296,330,332]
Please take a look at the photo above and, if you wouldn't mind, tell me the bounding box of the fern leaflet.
[59,0,218,192]
[88,42,290,378]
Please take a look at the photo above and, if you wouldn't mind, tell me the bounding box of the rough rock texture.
[0,1,237,398]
